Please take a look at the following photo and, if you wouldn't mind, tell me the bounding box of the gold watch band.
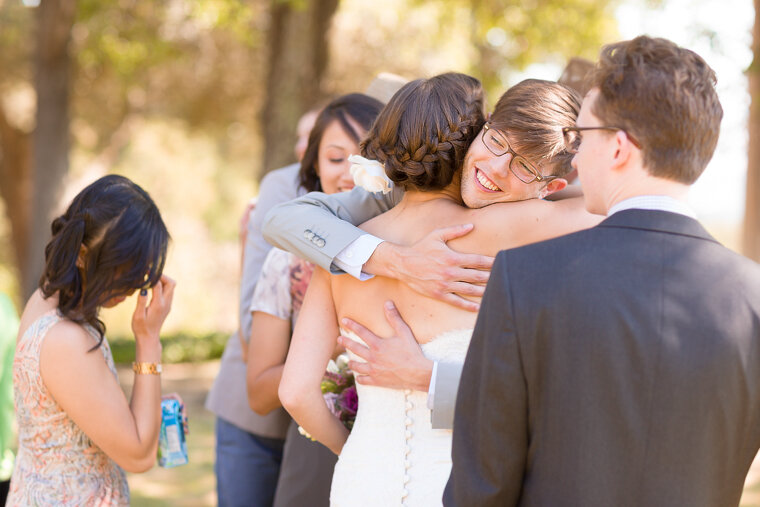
[132,362,162,375]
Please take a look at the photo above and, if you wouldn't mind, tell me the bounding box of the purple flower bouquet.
[321,354,357,430]
[297,354,358,441]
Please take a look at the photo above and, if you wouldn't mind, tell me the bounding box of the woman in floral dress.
[8,175,175,506]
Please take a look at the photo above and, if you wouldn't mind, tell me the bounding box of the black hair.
[39,174,170,348]
[298,93,384,192]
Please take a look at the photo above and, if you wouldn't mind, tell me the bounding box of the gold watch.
[132,362,162,375]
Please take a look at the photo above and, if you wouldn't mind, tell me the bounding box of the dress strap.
[17,308,62,348]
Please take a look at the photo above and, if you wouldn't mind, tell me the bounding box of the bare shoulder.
[456,197,599,255]
[471,197,576,222]
[41,319,99,359]
[360,198,470,244]
[39,319,114,398]
[451,200,553,255]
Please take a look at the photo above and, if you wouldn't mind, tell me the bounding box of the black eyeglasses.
[481,124,557,184]
[562,126,642,154]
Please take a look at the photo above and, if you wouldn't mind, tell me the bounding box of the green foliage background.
[0,0,621,349]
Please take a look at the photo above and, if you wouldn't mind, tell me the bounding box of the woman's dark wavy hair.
[298,93,384,192]
[361,72,485,191]
[39,174,169,348]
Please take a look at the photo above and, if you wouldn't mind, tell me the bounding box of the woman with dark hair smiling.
[7,175,175,506]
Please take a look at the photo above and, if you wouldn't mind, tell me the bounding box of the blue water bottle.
[158,398,188,467]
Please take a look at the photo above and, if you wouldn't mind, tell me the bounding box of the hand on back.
[379,224,493,312]
[339,301,433,392]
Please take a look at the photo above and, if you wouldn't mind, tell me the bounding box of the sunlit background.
[0,0,754,337]
[3,0,760,504]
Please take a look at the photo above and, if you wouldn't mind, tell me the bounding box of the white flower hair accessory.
[349,154,392,194]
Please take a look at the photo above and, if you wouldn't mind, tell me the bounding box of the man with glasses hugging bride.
[264,74,599,505]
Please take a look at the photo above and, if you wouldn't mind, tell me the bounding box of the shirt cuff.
[333,234,384,281]
[426,360,439,411]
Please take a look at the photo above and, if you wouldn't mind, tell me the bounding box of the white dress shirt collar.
[607,195,697,219]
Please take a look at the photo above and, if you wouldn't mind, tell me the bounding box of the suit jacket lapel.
[597,209,720,244]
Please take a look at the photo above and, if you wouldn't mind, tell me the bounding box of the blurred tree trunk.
[261,0,338,177]
[0,107,32,287]
[23,0,76,299]
[745,0,760,262]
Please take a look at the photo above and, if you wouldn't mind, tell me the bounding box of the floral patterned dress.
[7,309,129,506]
[251,247,314,324]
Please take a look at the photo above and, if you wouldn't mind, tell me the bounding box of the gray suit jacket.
[205,164,303,437]
[263,186,463,429]
[445,209,760,506]
[263,185,402,272]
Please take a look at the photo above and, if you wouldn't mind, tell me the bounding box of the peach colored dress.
[7,310,129,506]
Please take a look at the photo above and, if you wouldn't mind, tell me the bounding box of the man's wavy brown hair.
[361,72,486,191]
[591,36,722,183]
[490,79,582,179]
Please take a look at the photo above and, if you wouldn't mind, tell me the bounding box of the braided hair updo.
[39,175,169,348]
[360,72,486,191]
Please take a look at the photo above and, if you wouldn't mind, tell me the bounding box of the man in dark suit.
[444,36,760,506]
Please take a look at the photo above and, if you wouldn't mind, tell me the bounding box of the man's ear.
[610,130,634,172]
[539,177,567,199]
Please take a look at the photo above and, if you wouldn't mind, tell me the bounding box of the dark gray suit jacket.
[444,209,760,507]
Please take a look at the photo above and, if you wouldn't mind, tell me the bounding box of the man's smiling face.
[459,125,548,209]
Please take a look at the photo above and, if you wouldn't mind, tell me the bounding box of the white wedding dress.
[330,328,473,507]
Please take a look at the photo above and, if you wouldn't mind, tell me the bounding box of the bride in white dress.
[280,74,595,505]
